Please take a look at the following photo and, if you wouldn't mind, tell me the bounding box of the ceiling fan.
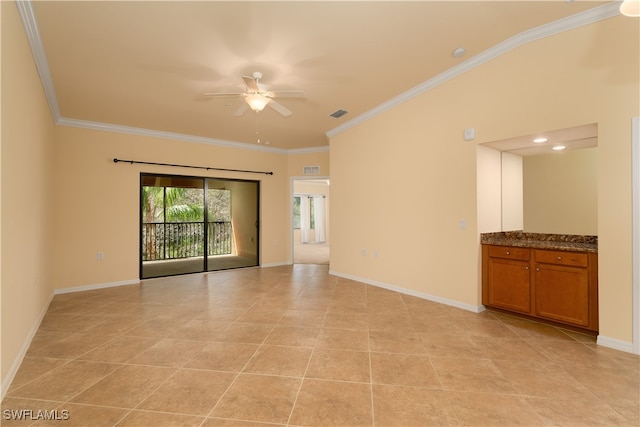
[203,72,305,117]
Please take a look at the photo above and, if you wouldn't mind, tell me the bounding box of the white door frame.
[290,176,330,264]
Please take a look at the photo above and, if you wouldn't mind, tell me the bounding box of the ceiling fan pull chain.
[255,114,260,144]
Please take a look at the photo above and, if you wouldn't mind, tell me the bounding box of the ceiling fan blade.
[267,90,305,98]
[242,75,260,92]
[234,103,249,117]
[267,100,292,117]
[202,92,245,98]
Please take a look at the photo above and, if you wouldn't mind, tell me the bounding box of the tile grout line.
[202,295,280,424]
[367,323,376,426]
[365,283,376,427]
[284,307,330,426]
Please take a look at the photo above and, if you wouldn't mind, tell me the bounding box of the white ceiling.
[481,123,598,156]
[22,1,615,152]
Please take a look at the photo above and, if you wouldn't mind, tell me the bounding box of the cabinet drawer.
[534,250,588,267]
[487,246,530,261]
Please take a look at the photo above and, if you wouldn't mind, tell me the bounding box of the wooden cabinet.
[482,245,598,332]
[533,249,598,329]
[484,246,531,314]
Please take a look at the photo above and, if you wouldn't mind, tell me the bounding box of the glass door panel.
[207,178,259,271]
[141,175,205,278]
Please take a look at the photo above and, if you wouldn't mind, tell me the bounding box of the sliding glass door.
[206,178,259,271]
[141,173,259,279]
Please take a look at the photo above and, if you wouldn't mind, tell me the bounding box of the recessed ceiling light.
[452,47,466,59]
[552,145,566,151]
[533,137,548,143]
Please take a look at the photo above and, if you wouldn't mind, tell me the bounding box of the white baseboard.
[328,270,485,313]
[261,261,291,268]
[1,292,54,400]
[54,279,140,295]
[597,335,635,354]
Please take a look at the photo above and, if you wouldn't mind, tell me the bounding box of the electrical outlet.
[97,251,104,260]
[361,249,367,257]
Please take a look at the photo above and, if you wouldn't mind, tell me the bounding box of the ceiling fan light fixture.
[620,0,640,17]
[246,94,269,112]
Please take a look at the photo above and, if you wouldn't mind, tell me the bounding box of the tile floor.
[2,265,639,426]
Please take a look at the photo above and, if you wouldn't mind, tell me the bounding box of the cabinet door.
[535,264,589,327]
[487,258,531,313]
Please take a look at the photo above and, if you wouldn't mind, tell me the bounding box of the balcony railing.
[142,221,232,261]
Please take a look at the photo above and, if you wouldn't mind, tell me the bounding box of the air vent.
[330,109,348,118]
[303,166,320,175]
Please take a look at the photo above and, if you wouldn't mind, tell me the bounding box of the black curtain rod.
[113,158,273,176]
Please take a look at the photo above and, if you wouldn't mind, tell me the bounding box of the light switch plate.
[463,128,476,141]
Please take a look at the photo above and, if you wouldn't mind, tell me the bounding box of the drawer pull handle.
[505,251,510,255]
[557,256,562,260]
[524,266,529,270]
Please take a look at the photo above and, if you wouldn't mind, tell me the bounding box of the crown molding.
[56,117,291,154]
[287,146,330,154]
[18,0,619,152]
[17,0,328,155]
[57,117,331,154]
[326,2,621,138]
[16,0,61,121]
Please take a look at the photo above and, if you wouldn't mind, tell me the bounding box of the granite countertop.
[481,231,598,253]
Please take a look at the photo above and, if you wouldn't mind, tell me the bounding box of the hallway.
[293,243,329,265]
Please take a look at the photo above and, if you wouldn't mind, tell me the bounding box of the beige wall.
[330,91,481,309]
[1,0,3,393]
[482,146,597,235]
[523,148,598,235]
[501,152,524,231]
[51,126,293,289]
[476,146,502,233]
[1,2,56,388]
[287,150,330,179]
[330,16,639,343]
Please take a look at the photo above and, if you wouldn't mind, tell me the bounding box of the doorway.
[292,178,330,264]
[140,173,259,278]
